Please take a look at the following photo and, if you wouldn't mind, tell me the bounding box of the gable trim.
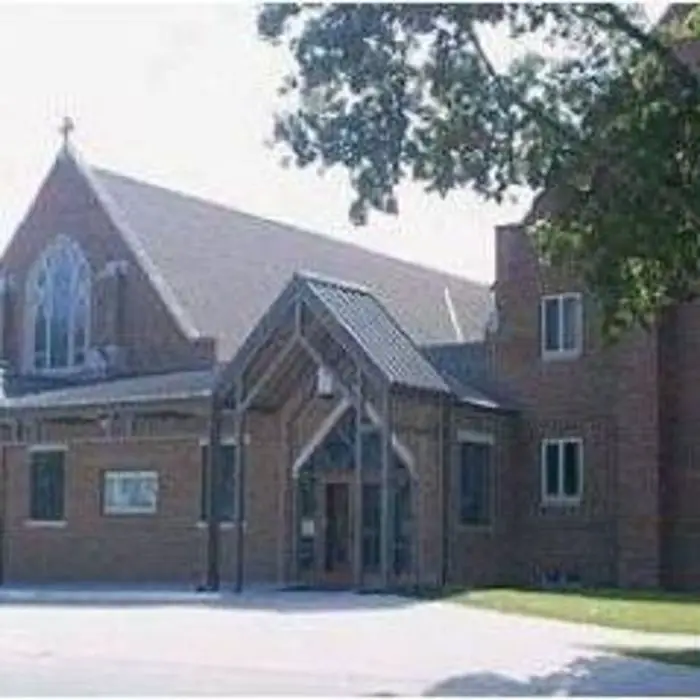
[290,396,416,478]
[299,277,451,394]
[65,146,201,340]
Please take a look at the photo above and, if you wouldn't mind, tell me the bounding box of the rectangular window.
[29,449,66,521]
[459,440,492,526]
[562,295,579,350]
[200,443,236,522]
[541,294,582,357]
[543,297,560,353]
[544,442,560,498]
[541,439,583,503]
[103,470,158,515]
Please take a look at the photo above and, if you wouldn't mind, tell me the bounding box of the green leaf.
[257,2,700,340]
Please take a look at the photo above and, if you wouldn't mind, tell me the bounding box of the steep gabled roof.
[301,273,452,394]
[74,159,492,360]
[0,273,503,411]
[223,272,458,398]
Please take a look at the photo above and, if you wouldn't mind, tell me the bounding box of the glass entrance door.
[324,482,351,580]
[293,407,413,587]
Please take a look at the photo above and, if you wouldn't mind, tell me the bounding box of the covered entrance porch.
[206,272,452,592]
[293,403,414,589]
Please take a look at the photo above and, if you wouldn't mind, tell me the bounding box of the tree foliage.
[258,3,700,337]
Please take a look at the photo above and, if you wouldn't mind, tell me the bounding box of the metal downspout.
[440,395,452,588]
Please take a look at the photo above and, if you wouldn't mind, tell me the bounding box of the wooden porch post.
[352,368,364,590]
[278,418,291,587]
[380,388,393,590]
[205,396,223,591]
[234,387,246,594]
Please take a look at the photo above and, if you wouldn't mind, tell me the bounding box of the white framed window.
[103,470,158,515]
[540,293,582,359]
[541,438,583,504]
[25,235,91,373]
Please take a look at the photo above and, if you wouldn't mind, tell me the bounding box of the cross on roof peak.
[59,116,75,147]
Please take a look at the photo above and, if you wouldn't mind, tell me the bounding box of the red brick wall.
[447,408,515,588]
[612,327,661,587]
[392,394,444,587]
[0,153,205,376]
[492,223,661,587]
[0,407,286,586]
[3,438,211,584]
[658,301,700,589]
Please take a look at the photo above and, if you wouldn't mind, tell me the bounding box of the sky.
[0,2,670,285]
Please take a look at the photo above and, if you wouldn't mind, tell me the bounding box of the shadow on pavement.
[0,587,417,614]
[420,653,700,697]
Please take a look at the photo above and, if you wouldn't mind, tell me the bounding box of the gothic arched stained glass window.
[25,236,91,371]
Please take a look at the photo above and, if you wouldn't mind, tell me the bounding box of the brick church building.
[0,137,694,591]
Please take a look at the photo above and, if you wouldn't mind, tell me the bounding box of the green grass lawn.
[611,648,700,668]
[443,587,700,635]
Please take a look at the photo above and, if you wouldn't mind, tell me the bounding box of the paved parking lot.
[0,589,698,695]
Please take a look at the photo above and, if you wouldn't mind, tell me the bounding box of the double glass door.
[324,482,350,578]
[296,474,411,586]
[294,408,412,586]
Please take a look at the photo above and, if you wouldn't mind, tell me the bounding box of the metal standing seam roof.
[302,274,452,394]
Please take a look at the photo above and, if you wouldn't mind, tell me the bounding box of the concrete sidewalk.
[0,588,697,695]
[0,585,695,649]
[0,584,232,604]
[0,583,290,605]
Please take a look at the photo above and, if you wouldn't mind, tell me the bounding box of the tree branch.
[587,4,700,97]
[463,21,581,145]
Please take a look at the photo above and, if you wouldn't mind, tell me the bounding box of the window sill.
[541,349,582,362]
[541,498,582,509]
[25,366,88,378]
[457,522,494,532]
[195,521,243,530]
[24,520,67,529]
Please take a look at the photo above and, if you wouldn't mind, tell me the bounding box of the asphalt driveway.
[0,589,698,695]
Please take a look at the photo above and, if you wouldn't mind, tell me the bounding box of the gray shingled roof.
[302,274,451,394]
[0,278,506,410]
[422,342,518,412]
[88,167,493,359]
[0,370,215,411]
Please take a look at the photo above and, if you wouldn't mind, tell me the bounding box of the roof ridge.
[64,152,202,339]
[92,166,490,291]
[295,270,372,294]
[303,273,451,393]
